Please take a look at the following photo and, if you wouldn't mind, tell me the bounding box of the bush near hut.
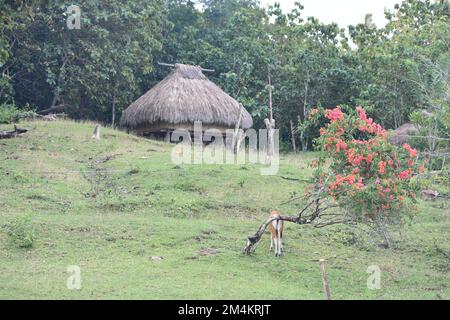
[313,106,424,247]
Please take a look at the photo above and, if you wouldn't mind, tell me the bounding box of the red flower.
[353,155,363,165]
[325,107,344,122]
[398,169,411,179]
[345,175,356,185]
[336,139,347,152]
[378,161,386,174]
[356,106,367,121]
[403,143,417,158]
[356,107,387,137]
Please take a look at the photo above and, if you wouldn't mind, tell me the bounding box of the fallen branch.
[278,175,310,182]
[242,182,346,255]
[0,125,28,139]
[37,104,66,115]
[242,196,321,254]
[242,214,310,254]
[36,114,57,121]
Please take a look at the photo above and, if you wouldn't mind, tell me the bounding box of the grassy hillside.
[0,120,448,299]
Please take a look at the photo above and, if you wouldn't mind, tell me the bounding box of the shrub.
[0,103,35,124]
[6,214,35,249]
[410,107,450,171]
[312,106,423,247]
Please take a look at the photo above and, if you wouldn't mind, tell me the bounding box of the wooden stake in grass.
[264,65,275,164]
[92,124,100,140]
[319,259,332,300]
[232,104,244,154]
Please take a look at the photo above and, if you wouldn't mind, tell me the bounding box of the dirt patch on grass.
[199,247,220,256]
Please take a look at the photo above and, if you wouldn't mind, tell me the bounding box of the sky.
[259,0,404,28]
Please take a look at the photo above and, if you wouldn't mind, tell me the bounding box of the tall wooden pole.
[319,259,332,300]
[268,65,273,123]
[233,104,244,154]
[265,65,275,163]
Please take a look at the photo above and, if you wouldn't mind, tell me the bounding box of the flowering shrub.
[244,106,424,254]
[312,106,423,244]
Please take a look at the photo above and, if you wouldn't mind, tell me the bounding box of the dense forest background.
[1,0,449,150]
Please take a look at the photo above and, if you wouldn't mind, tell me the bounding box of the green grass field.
[0,120,448,299]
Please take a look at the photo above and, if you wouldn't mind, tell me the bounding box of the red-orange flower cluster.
[356,106,386,137]
[314,106,422,215]
[325,107,344,122]
[403,143,417,158]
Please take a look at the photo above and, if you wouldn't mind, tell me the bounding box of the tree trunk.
[303,78,309,120]
[299,75,310,151]
[299,130,308,151]
[375,217,391,249]
[111,93,116,128]
[50,54,68,109]
[290,120,297,153]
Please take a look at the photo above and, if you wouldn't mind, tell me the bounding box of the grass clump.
[6,214,35,249]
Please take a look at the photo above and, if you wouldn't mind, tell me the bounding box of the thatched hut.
[120,63,253,137]
[388,123,419,146]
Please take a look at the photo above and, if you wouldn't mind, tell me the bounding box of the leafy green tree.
[2,0,165,123]
[350,0,449,129]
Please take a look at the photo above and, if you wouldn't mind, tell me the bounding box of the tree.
[2,0,166,122]
[243,106,423,254]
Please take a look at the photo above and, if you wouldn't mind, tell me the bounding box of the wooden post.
[232,104,244,154]
[164,131,171,143]
[92,124,100,140]
[290,120,297,153]
[265,65,275,164]
[319,259,332,300]
[268,66,273,123]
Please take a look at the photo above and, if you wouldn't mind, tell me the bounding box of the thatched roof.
[120,64,253,130]
[388,123,419,145]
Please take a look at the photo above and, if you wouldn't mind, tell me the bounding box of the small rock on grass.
[150,256,163,261]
